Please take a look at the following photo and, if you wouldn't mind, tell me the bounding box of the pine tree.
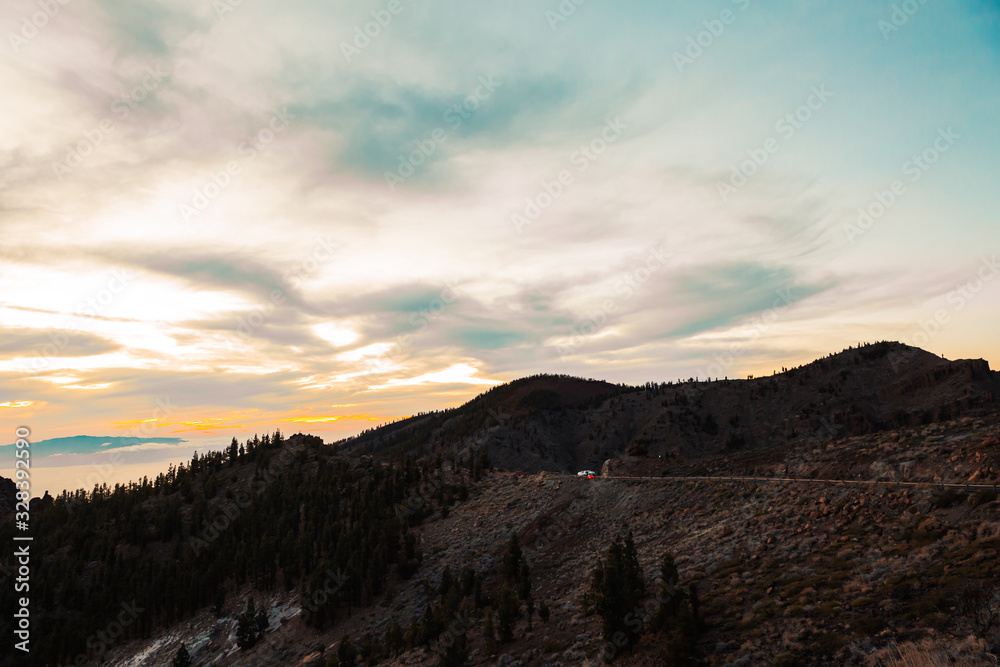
[474,577,486,609]
[654,552,681,631]
[501,534,524,585]
[385,621,404,656]
[336,633,357,667]
[477,448,491,473]
[14,429,471,664]
[495,585,520,643]
[518,560,532,601]
[438,621,468,667]
[256,605,268,636]
[538,600,550,624]
[588,531,645,657]
[483,609,498,657]
[439,566,454,597]
[654,551,700,665]
[171,644,191,667]
[236,598,267,650]
[421,604,442,643]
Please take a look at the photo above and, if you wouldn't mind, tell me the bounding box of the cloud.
[0,0,997,483]
[128,251,312,306]
[90,0,209,58]
[285,70,581,184]
[660,262,834,339]
[382,362,500,387]
[450,326,530,351]
[0,327,121,359]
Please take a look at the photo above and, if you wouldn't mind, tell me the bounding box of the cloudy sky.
[2,0,998,494]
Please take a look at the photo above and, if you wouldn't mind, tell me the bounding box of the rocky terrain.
[341,342,999,474]
[11,342,1000,667]
[103,409,1000,666]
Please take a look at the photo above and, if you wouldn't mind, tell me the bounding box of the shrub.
[932,489,966,509]
[968,489,999,507]
[544,638,567,653]
[852,615,886,636]
[810,632,847,656]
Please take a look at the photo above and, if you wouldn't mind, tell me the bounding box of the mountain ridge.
[5,341,1000,667]
[339,341,999,474]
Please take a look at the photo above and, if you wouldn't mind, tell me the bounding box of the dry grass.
[866,639,997,667]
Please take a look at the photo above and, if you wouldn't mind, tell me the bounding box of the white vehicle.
[577,470,597,479]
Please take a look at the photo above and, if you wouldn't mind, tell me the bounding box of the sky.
[1,0,998,495]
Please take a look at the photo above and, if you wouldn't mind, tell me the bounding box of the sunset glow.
[2,0,998,496]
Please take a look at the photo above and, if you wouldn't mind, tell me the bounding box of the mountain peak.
[339,343,999,472]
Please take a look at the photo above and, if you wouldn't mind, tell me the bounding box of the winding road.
[604,475,1000,492]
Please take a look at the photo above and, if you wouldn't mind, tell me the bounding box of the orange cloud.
[111,418,159,426]
[281,414,395,424]
[0,401,38,408]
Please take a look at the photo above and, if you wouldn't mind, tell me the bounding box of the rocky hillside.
[102,410,1000,666]
[342,342,999,474]
[9,342,1000,667]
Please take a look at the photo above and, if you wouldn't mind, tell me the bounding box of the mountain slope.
[341,342,999,473]
[100,410,1000,667]
[6,342,999,666]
